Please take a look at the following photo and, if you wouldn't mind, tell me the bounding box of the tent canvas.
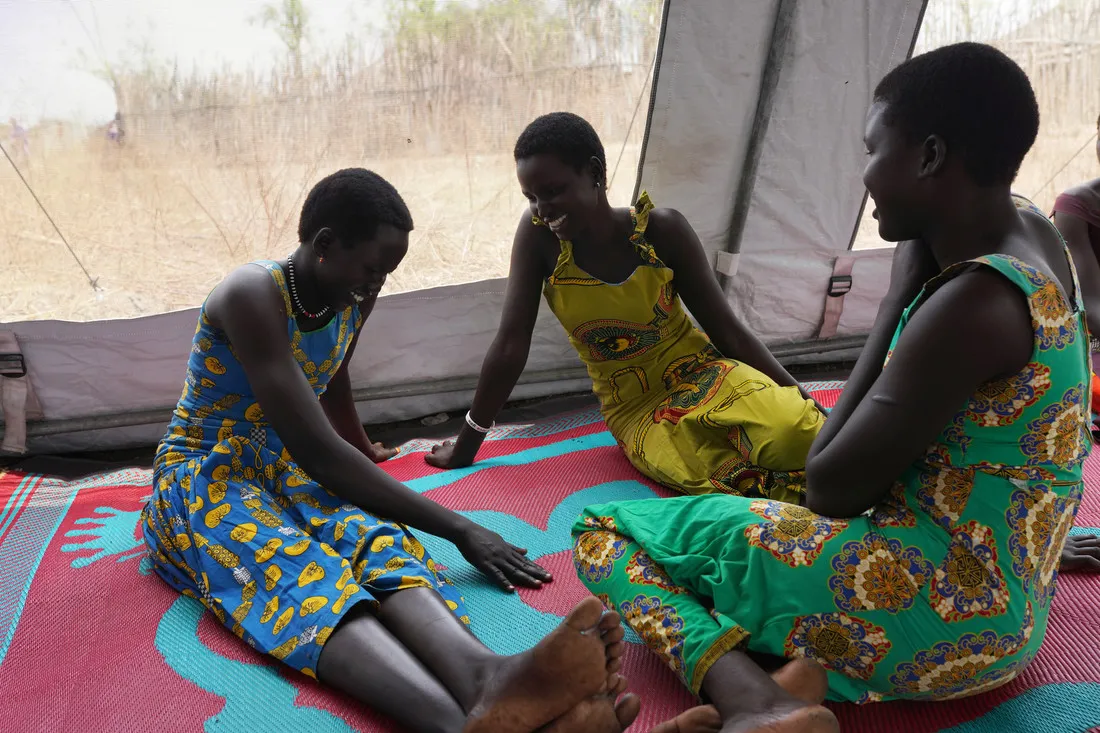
[0,0,927,455]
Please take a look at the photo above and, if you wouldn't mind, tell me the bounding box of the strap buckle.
[827,275,853,298]
[0,353,27,378]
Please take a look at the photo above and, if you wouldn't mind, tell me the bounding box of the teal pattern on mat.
[61,505,146,568]
[404,432,617,494]
[944,682,1100,733]
[156,596,359,733]
[0,477,79,666]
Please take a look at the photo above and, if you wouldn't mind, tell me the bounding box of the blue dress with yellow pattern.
[141,261,468,678]
[572,198,1091,702]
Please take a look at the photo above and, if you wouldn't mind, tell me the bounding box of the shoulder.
[515,209,554,240]
[1053,181,1100,216]
[1063,178,1100,199]
[206,263,288,328]
[514,209,560,273]
[930,264,1030,314]
[644,207,699,265]
[645,207,692,238]
[915,264,1032,371]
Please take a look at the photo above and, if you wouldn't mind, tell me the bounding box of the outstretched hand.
[455,524,553,592]
[1060,534,1100,573]
[426,440,475,470]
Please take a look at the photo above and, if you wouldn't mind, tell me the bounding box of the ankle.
[465,653,506,712]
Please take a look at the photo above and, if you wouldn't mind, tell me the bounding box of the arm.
[808,240,940,461]
[210,267,550,590]
[805,268,1032,517]
[1053,211,1100,339]
[426,214,553,469]
[320,328,398,463]
[646,208,802,390]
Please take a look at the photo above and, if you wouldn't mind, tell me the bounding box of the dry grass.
[3,0,1098,322]
[5,123,1097,321]
[0,139,644,321]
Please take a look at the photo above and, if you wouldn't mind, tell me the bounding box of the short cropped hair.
[514,112,607,182]
[873,42,1039,186]
[298,168,414,245]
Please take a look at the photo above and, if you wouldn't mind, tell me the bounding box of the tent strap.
[817,254,855,340]
[0,331,44,455]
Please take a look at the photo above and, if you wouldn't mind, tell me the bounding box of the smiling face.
[862,101,940,243]
[314,224,409,309]
[516,153,603,240]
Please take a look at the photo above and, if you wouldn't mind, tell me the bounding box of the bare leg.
[649,657,830,733]
[378,588,628,710]
[375,589,625,732]
[768,659,829,705]
[316,602,466,733]
[375,588,498,710]
[701,651,837,733]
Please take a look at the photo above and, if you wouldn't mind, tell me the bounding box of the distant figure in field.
[8,118,29,160]
[106,112,125,145]
[1051,113,1100,422]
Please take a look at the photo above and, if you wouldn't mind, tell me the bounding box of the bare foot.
[541,672,640,733]
[463,597,624,733]
[721,705,838,733]
[650,705,723,733]
[768,659,828,705]
[540,693,641,732]
[648,658,828,733]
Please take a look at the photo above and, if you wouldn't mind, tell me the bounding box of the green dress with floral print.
[571,196,1091,702]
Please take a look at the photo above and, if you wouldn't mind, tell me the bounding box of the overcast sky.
[0,0,387,125]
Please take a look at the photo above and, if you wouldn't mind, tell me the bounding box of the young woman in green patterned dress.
[572,43,1100,733]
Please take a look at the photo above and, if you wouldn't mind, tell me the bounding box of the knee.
[573,525,634,595]
[754,411,823,471]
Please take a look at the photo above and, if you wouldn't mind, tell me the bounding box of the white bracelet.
[465,410,494,434]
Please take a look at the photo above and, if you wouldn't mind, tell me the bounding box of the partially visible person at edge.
[425,112,825,504]
[140,168,656,733]
[571,43,1100,733]
[1051,113,1100,429]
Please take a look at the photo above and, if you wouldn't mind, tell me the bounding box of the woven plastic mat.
[0,381,1097,732]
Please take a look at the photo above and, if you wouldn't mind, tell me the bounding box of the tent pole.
[841,0,932,251]
[631,0,673,206]
[720,0,798,290]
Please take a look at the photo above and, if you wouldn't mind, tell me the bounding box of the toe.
[615,694,641,729]
[566,596,607,631]
[603,625,626,645]
[597,608,623,634]
[608,673,627,698]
